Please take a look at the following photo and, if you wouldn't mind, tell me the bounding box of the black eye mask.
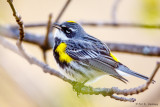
[62,27,72,34]
[61,26,75,38]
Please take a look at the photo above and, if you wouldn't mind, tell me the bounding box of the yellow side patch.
[55,42,73,63]
[67,20,76,23]
[110,52,119,62]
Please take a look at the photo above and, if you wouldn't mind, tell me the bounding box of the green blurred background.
[0,0,160,107]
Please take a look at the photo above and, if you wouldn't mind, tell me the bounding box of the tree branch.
[7,0,24,45]
[54,0,71,23]
[42,13,53,63]
[0,25,160,56]
[7,0,32,63]
[1,35,160,102]
[22,21,160,29]
[107,43,160,56]
[51,0,71,32]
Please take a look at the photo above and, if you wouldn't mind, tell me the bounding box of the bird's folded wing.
[66,40,128,83]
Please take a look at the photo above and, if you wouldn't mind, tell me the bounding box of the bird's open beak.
[52,23,62,30]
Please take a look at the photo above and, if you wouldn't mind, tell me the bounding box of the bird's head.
[53,21,86,40]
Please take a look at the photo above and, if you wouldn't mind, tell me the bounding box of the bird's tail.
[117,63,155,83]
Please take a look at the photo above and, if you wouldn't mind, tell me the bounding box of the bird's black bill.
[53,23,62,30]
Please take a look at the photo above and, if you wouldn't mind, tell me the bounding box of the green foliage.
[140,0,160,24]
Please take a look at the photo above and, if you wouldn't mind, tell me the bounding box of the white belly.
[59,61,106,84]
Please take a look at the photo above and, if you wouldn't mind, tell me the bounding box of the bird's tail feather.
[117,63,155,83]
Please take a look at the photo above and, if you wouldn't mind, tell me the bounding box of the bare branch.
[111,62,160,96]
[1,26,160,56]
[147,62,160,85]
[23,21,160,29]
[42,14,53,63]
[7,0,32,64]
[7,0,24,45]
[51,0,71,33]
[0,36,72,82]
[107,43,160,56]
[0,35,159,102]
[79,21,160,29]
[6,0,73,92]
[110,95,136,102]
[0,26,45,46]
[44,14,53,49]
[0,36,21,55]
[55,0,71,23]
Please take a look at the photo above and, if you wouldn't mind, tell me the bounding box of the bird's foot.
[72,80,88,96]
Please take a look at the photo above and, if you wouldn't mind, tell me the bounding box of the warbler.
[53,21,154,84]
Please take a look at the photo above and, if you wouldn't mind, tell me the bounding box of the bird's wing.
[65,40,128,83]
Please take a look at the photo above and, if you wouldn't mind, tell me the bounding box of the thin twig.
[6,0,72,82]
[44,14,52,49]
[110,95,136,102]
[111,62,160,96]
[147,62,160,85]
[42,14,53,63]
[7,0,32,63]
[7,0,24,44]
[111,0,122,24]
[51,0,71,32]
[55,0,71,23]
[42,0,71,62]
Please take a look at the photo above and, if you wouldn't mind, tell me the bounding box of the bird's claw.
[72,80,87,96]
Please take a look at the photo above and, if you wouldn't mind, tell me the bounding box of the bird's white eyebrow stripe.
[69,27,77,32]
[61,24,77,32]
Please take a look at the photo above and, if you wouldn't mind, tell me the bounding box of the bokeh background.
[0,0,160,107]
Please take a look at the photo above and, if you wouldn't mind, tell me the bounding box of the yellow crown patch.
[67,21,76,23]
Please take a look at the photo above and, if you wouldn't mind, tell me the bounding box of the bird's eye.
[62,27,71,34]
[66,29,71,34]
